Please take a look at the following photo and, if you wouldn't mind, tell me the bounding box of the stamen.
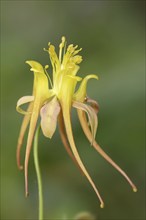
[44,65,53,88]
[45,65,49,69]
[48,45,60,73]
[71,55,82,64]
[59,36,66,62]
[43,48,48,53]
[73,48,82,56]
[63,39,67,57]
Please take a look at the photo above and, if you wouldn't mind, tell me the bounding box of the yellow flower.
[16,37,137,208]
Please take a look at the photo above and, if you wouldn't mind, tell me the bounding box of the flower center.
[45,37,83,98]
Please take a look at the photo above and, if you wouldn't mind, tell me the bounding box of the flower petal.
[74,74,98,102]
[24,103,40,196]
[58,74,82,107]
[40,96,60,138]
[77,109,137,193]
[73,100,98,144]
[60,92,104,208]
[26,60,44,73]
[26,60,50,102]
[58,110,84,175]
[22,61,50,196]
[86,96,99,114]
[16,101,33,170]
[60,78,104,207]
[16,96,34,115]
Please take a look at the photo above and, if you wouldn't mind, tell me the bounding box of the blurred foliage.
[1,1,145,220]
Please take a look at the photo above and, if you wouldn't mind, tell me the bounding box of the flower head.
[16,37,137,207]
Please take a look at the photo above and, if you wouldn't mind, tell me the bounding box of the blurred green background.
[1,1,145,219]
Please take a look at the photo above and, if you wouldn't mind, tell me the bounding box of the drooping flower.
[16,37,137,208]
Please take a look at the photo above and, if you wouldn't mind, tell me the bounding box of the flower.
[16,37,137,208]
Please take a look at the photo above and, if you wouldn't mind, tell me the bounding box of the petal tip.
[133,187,137,192]
[18,165,23,170]
[100,203,104,208]
[25,191,29,197]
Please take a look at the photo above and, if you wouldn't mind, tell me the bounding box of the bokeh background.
[1,1,145,220]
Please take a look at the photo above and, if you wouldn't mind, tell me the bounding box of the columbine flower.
[16,37,137,208]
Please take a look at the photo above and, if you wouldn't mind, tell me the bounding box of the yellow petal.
[24,102,40,196]
[73,100,98,144]
[16,96,34,115]
[77,109,137,193]
[60,89,104,207]
[74,74,98,102]
[21,60,51,196]
[26,60,49,102]
[58,110,84,175]
[86,97,99,114]
[16,101,34,170]
[59,75,82,106]
[26,60,44,73]
[40,96,60,138]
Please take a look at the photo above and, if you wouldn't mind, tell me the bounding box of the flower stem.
[33,126,43,220]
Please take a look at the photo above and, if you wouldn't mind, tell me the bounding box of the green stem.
[33,126,43,220]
